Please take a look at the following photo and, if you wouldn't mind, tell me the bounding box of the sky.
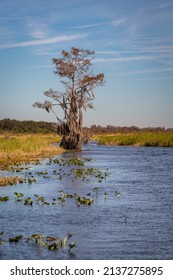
[0,0,173,128]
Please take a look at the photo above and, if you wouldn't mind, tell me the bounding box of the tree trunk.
[60,131,82,150]
[59,96,83,150]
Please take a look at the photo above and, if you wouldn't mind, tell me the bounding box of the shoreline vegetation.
[96,132,173,147]
[1,132,173,170]
[0,131,173,186]
[0,133,63,171]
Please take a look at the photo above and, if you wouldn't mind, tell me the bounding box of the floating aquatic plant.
[68,233,72,239]
[28,177,36,184]
[14,192,24,201]
[68,242,76,253]
[58,197,66,204]
[51,158,85,167]
[115,191,121,197]
[0,231,76,255]
[9,235,23,243]
[46,236,58,241]
[34,195,45,204]
[0,232,4,245]
[71,167,109,183]
[47,236,68,250]
[24,197,33,206]
[48,242,58,250]
[36,170,48,176]
[93,187,99,192]
[44,201,50,205]
[0,196,9,202]
[75,195,94,206]
[27,234,47,246]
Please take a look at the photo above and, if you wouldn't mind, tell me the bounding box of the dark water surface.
[0,142,173,260]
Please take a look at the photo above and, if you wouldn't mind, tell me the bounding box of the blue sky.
[0,0,173,128]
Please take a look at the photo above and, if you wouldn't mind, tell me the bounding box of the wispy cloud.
[132,76,173,81]
[140,2,173,14]
[0,33,86,49]
[35,51,58,56]
[26,20,49,39]
[96,46,173,55]
[110,18,125,26]
[138,46,173,53]
[94,55,157,63]
[111,67,173,76]
[72,18,125,29]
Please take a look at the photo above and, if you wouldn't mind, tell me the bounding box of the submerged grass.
[97,132,173,147]
[0,133,63,170]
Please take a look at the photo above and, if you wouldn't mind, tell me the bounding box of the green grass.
[0,133,63,170]
[97,132,173,147]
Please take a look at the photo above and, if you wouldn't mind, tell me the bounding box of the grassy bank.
[97,132,173,147]
[0,133,63,170]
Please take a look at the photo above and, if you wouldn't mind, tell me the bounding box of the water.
[0,142,173,260]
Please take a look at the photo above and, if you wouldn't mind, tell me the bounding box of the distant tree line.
[83,124,173,134]
[0,118,57,133]
[0,119,172,134]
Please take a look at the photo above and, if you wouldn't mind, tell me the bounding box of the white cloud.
[94,47,173,65]
[72,22,109,29]
[27,21,48,39]
[132,76,173,81]
[72,19,125,29]
[140,2,173,14]
[25,18,54,40]
[94,55,156,63]
[112,18,126,26]
[0,33,86,49]
[111,67,173,76]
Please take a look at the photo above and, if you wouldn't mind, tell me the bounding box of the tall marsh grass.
[97,132,173,147]
[0,133,62,169]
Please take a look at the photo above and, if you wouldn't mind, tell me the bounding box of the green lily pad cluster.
[2,156,109,187]
[1,232,76,253]
[37,170,48,175]
[27,176,37,184]
[75,195,94,206]
[58,190,94,206]
[71,167,109,183]
[0,196,9,202]
[36,170,49,177]
[9,235,23,242]
[14,192,56,206]
[5,187,121,208]
[12,159,41,168]
[14,192,33,206]
[34,194,56,206]
[14,192,24,201]
[48,157,88,166]
[27,233,76,252]
[48,157,109,183]
[24,197,33,206]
